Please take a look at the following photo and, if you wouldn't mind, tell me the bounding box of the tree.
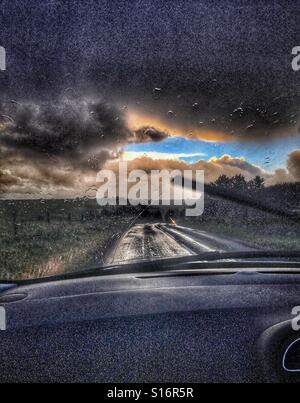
[214,175,232,188]
[248,176,265,192]
[230,174,248,191]
[214,174,263,193]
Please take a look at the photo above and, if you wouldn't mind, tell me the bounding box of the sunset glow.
[127,110,237,143]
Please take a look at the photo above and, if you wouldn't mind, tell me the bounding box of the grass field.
[179,218,300,251]
[0,199,136,280]
[0,199,299,280]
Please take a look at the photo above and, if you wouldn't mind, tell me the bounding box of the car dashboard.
[0,269,300,383]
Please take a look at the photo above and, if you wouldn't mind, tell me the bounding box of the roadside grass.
[0,216,134,281]
[178,219,299,251]
[0,197,299,281]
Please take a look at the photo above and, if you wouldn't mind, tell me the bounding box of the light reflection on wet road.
[109,223,255,264]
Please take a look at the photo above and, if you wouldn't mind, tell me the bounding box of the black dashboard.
[0,270,300,383]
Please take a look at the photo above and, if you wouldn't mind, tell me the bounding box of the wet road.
[108,223,255,264]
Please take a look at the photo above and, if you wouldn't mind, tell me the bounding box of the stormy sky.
[0,0,300,197]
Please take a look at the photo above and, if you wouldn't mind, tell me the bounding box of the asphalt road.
[108,223,255,264]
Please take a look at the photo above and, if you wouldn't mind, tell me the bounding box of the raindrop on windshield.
[152,88,162,100]
[85,187,98,200]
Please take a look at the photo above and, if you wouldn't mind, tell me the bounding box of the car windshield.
[0,0,299,281]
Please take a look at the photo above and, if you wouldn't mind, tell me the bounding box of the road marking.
[159,225,215,252]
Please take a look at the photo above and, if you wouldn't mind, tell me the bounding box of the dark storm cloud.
[0,0,300,197]
[132,127,168,143]
[0,99,130,170]
[0,98,170,195]
[136,90,300,141]
[1,0,300,141]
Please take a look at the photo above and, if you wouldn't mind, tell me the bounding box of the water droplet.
[152,88,162,99]
[233,106,244,115]
[85,187,98,200]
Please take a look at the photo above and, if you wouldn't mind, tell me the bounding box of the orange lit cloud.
[107,151,300,187]
[127,111,237,143]
[106,154,271,184]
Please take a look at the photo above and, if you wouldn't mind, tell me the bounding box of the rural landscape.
[1,175,299,280]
